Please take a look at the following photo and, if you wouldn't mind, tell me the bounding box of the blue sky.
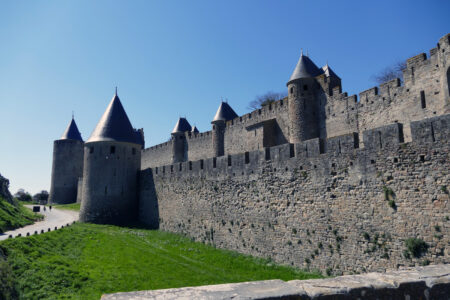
[0,0,449,194]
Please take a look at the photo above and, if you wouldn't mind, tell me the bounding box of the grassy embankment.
[49,202,81,211]
[0,197,43,233]
[0,223,322,299]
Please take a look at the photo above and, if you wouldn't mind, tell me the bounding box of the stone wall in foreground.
[102,264,450,300]
[139,114,449,274]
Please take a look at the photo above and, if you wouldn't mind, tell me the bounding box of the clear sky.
[0,0,449,195]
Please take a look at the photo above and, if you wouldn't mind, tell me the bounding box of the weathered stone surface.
[101,264,450,300]
[139,113,449,273]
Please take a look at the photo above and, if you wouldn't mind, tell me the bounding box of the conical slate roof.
[321,63,340,79]
[172,118,192,134]
[212,102,238,122]
[87,92,138,144]
[191,126,199,133]
[60,118,83,141]
[288,53,322,84]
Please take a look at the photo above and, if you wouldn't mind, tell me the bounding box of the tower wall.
[288,77,319,143]
[79,141,141,225]
[172,133,186,163]
[49,139,84,204]
[212,121,225,157]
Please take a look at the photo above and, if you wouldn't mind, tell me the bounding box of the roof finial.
[115,86,118,96]
[301,48,303,56]
[72,111,74,120]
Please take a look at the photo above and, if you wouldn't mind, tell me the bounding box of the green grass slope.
[49,203,81,211]
[0,197,43,233]
[0,223,322,299]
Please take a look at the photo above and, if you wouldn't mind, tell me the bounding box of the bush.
[0,251,18,300]
[405,238,428,258]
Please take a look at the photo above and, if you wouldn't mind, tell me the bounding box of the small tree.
[372,60,406,85]
[33,190,49,204]
[14,189,32,202]
[248,91,287,111]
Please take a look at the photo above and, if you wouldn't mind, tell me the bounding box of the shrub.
[363,232,370,240]
[0,254,18,300]
[434,225,441,232]
[325,267,332,276]
[388,200,396,209]
[441,185,448,194]
[405,238,428,258]
[383,186,395,200]
[292,228,297,234]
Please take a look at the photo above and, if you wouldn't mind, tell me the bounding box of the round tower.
[171,118,191,163]
[287,52,321,143]
[211,102,238,157]
[49,117,84,204]
[79,90,141,225]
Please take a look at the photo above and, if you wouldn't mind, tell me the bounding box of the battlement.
[146,114,450,180]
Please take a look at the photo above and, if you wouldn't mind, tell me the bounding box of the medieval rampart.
[139,114,449,273]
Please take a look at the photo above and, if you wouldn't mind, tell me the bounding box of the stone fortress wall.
[138,33,450,273]
[141,33,450,169]
[139,114,449,273]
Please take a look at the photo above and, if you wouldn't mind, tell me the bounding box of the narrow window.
[104,186,107,195]
[213,157,217,168]
[303,85,308,91]
[189,161,192,170]
[245,152,250,164]
[132,148,136,155]
[200,160,204,169]
[179,163,182,171]
[110,146,115,154]
[155,167,158,174]
[290,87,294,94]
[170,165,173,173]
[227,155,232,166]
[265,148,271,161]
[420,91,426,108]
[89,147,94,154]
[289,144,295,158]
[163,166,165,173]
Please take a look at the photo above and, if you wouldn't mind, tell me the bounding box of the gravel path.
[0,205,79,241]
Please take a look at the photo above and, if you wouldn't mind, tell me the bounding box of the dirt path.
[0,205,79,241]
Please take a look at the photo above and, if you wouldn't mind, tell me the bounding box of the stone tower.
[287,52,322,143]
[171,118,191,163]
[49,117,84,204]
[79,90,141,225]
[211,102,238,157]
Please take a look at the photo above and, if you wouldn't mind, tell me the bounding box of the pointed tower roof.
[321,63,340,79]
[191,126,199,133]
[172,118,192,134]
[87,90,138,144]
[212,102,238,123]
[287,52,322,84]
[60,118,83,141]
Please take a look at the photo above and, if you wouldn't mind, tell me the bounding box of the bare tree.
[248,91,287,111]
[372,60,406,85]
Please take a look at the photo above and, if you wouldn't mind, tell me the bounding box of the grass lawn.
[0,223,322,299]
[49,202,81,211]
[0,197,43,233]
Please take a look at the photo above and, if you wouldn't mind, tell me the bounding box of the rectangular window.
[110,146,115,154]
[228,155,232,166]
[189,161,192,170]
[245,152,250,164]
[420,91,426,108]
[200,160,204,169]
[289,144,295,158]
[213,157,217,168]
[89,147,94,154]
[265,148,271,161]
[132,148,136,155]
